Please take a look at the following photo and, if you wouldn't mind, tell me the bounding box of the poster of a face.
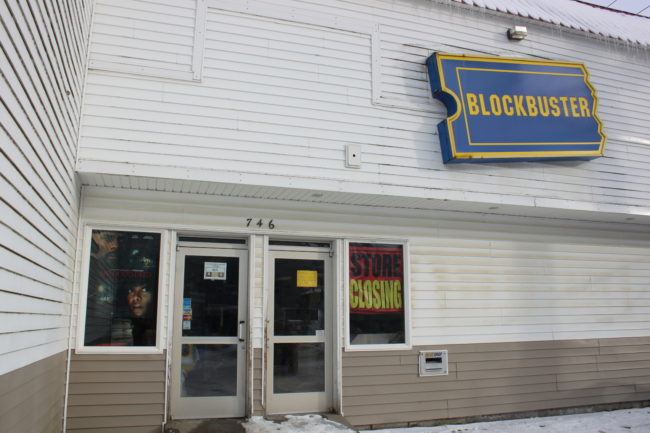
[348,243,405,345]
[84,230,161,347]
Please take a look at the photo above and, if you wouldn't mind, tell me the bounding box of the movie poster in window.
[84,230,161,347]
[349,243,405,345]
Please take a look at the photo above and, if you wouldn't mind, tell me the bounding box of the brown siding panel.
[253,348,264,415]
[66,351,166,432]
[342,337,650,428]
[0,351,66,433]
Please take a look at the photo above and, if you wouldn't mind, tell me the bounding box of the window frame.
[343,239,412,351]
[75,225,169,354]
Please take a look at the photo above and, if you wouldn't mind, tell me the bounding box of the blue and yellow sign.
[426,53,606,163]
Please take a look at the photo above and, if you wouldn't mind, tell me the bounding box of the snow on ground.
[243,414,353,433]
[374,408,650,433]
[242,408,650,433]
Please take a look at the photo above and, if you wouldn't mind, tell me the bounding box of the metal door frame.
[170,244,248,419]
[265,247,333,414]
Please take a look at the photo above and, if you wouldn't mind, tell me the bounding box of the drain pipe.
[62,190,88,432]
[162,231,177,432]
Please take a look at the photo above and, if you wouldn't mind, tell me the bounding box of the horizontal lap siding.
[78,184,650,424]
[1,0,89,370]
[253,348,263,415]
[373,9,650,210]
[0,352,67,433]
[77,0,650,217]
[81,188,650,346]
[342,337,650,428]
[409,232,650,345]
[89,0,195,76]
[66,352,166,432]
[79,4,373,182]
[1,0,90,432]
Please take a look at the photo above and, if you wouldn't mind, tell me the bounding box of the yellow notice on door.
[297,270,318,287]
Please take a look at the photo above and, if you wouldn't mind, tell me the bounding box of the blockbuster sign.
[426,53,606,163]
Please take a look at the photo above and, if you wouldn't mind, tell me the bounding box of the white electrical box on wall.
[419,350,448,376]
[345,144,361,168]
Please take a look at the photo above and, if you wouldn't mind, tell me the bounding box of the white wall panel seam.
[192,0,207,80]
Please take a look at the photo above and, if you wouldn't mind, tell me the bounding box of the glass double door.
[170,246,247,419]
[266,249,331,414]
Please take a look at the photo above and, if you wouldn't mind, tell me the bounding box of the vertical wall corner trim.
[192,0,208,81]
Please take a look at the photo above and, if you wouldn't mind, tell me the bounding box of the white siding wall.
[77,0,650,219]
[78,188,650,348]
[410,234,650,345]
[253,235,265,345]
[89,0,198,80]
[0,0,91,375]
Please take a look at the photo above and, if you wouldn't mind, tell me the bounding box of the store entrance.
[170,244,248,419]
[266,246,332,414]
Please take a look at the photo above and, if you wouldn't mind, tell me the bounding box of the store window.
[347,242,409,348]
[82,229,161,348]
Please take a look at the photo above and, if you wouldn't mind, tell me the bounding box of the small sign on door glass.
[204,262,227,280]
[296,270,317,287]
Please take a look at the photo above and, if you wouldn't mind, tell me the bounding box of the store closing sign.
[426,53,606,163]
[349,243,404,314]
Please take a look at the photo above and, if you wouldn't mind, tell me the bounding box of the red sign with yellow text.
[349,243,404,315]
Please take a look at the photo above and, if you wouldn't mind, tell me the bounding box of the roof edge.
[446,0,650,48]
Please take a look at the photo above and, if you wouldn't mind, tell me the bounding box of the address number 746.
[246,219,275,229]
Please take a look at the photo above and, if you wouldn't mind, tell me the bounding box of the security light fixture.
[507,25,528,40]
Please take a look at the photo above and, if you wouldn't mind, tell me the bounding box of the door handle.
[238,321,246,342]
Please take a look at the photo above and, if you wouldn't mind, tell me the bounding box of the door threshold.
[164,418,245,433]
